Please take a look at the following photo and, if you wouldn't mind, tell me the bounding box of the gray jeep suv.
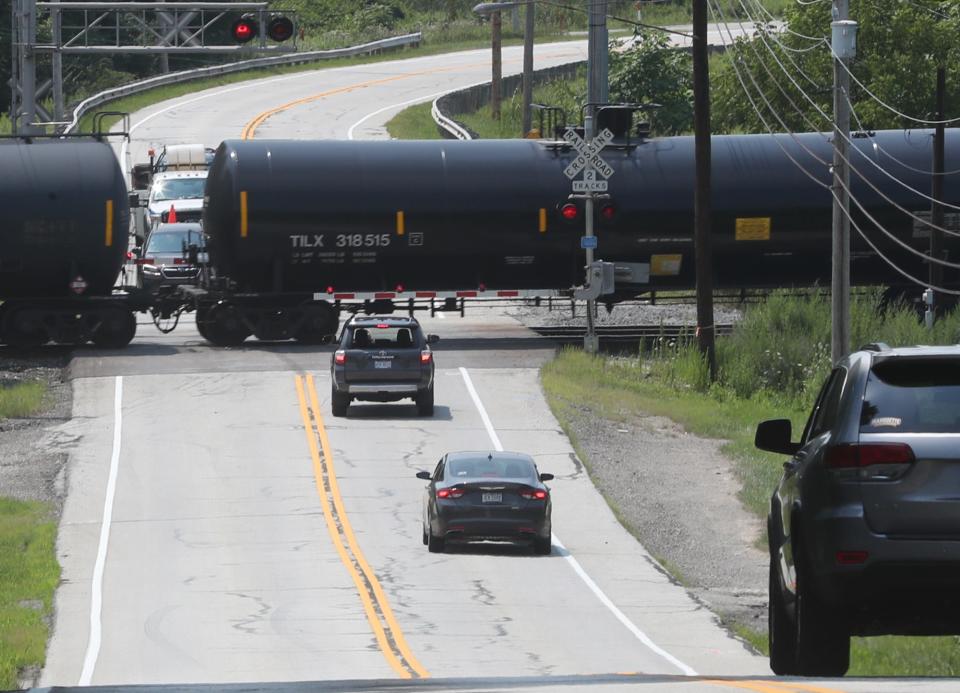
[757,344,960,677]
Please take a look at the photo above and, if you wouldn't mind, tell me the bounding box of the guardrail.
[430,95,476,141]
[431,60,582,140]
[65,32,422,134]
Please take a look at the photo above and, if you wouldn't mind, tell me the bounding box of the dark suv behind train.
[330,316,438,417]
[757,344,960,677]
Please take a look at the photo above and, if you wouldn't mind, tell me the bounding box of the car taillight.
[334,350,346,365]
[826,443,915,468]
[520,488,548,500]
[420,350,432,364]
[437,487,465,499]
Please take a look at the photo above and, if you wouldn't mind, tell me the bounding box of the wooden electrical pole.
[692,0,716,378]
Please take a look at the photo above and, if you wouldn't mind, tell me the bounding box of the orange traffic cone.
[168,205,177,223]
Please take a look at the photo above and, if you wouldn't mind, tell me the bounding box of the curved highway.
[37,35,957,693]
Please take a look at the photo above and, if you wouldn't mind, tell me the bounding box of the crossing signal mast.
[9,2,297,133]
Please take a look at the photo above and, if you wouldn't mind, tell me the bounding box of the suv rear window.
[860,359,960,434]
[348,326,419,348]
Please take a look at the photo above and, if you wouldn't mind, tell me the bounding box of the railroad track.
[529,324,737,341]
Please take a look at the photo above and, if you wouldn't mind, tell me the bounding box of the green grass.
[0,499,60,689]
[542,348,797,520]
[385,101,443,140]
[0,382,46,420]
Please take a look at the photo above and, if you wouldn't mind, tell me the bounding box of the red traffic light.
[560,203,579,221]
[267,15,294,42]
[232,16,257,43]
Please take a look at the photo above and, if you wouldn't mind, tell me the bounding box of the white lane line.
[345,82,485,140]
[457,367,698,678]
[78,376,124,686]
[458,367,503,452]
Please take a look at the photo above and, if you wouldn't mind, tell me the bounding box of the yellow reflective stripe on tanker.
[104,199,114,246]
[539,207,547,233]
[240,191,249,238]
[396,210,405,236]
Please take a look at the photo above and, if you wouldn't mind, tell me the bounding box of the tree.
[1,0,12,115]
[608,28,694,136]
[711,0,960,135]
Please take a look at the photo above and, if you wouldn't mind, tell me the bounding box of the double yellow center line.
[295,374,429,679]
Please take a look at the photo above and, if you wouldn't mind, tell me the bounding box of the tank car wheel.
[195,306,214,342]
[92,308,137,349]
[1,307,48,349]
[295,301,338,344]
[208,304,250,347]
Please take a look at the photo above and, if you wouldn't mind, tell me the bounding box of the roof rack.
[860,342,891,352]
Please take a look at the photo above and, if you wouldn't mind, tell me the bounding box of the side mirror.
[539,473,554,482]
[427,334,440,345]
[755,419,801,455]
[132,247,142,258]
[415,471,431,480]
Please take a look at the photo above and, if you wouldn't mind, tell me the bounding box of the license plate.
[482,492,502,503]
[374,361,392,369]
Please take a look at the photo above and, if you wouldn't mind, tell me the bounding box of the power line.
[742,0,829,43]
[839,187,960,295]
[729,0,960,221]
[714,0,960,290]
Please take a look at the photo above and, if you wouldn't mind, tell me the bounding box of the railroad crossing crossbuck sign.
[563,127,615,192]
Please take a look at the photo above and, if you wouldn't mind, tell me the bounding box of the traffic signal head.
[232,15,257,43]
[267,15,294,42]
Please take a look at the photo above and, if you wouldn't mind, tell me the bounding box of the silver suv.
[757,344,960,677]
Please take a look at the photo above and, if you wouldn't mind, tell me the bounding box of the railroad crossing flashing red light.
[560,203,579,221]
[600,203,616,221]
[267,15,295,42]
[232,15,257,43]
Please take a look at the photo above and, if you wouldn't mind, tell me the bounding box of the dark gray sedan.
[758,344,960,677]
[416,451,553,554]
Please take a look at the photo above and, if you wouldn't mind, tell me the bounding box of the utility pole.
[586,0,609,114]
[491,10,502,120]
[692,0,715,378]
[582,0,608,353]
[521,0,534,136]
[830,2,856,364]
[930,66,946,315]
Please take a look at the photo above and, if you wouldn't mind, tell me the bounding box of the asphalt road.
[36,32,960,693]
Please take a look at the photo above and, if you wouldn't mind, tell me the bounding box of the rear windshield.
[447,457,535,480]
[349,326,419,348]
[861,359,960,434]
